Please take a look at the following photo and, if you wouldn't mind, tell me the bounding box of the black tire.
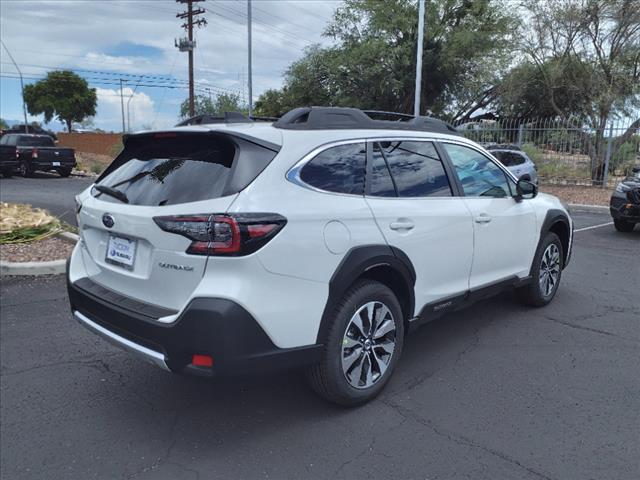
[517,232,563,307]
[1,170,12,178]
[306,279,405,406]
[58,168,72,177]
[19,161,34,178]
[613,219,635,232]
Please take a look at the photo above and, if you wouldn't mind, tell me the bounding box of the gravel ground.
[0,235,75,262]
[539,183,613,206]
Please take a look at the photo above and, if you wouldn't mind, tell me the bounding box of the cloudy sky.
[0,0,340,132]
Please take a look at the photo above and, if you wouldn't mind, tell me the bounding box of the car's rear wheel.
[19,161,33,178]
[517,232,563,307]
[306,280,404,406]
[1,169,12,178]
[58,168,72,177]
[613,219,635,232]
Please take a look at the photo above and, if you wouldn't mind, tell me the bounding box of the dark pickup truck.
[0,134,76,177]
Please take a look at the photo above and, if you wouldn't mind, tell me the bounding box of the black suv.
[610,167,640,232]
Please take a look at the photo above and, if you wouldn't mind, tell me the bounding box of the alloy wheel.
[341,301,396,389]
[539,243,561,297]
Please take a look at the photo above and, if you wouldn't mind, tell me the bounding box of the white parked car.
[486,145,538,184]
[68,107,573,405]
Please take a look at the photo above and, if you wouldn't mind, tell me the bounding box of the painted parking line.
[574,222,614,233]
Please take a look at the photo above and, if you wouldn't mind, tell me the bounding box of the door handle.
[389,220,415,231]
[474,214,492,224]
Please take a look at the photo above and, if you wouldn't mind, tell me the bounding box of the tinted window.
[95,133,276,206]
[17,136,54,147]
[0,136,6,145]
[300,143,365,195]
[370,141,452,197]
[443,143,512,198]
[492,150,526,166]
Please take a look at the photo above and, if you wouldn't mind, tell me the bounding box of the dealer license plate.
[105,235,137,269]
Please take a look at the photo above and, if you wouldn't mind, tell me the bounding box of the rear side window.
[17,136,54,147]
[95,132,277,206]
[299,143,366,195]
[370,141,452,197]
[492,151,526,166]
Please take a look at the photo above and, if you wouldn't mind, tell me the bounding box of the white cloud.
[0,0,341,130]
[96,87,172,132]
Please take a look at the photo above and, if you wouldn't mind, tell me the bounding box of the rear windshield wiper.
[93,185,129,204]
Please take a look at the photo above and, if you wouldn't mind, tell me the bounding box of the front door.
[441,142,537,289]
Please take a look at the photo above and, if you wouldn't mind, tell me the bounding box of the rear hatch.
[77,130,279,313]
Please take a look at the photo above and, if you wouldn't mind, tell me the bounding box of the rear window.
[94,132,277,206]
[17,136,54,147]
[299,143,366,195]
[492,151,526,166]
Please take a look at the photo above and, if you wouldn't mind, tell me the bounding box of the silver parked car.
[486,145,538,184]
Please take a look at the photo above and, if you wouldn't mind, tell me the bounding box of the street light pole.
[414,0,425,117]
[1,40,29,133]
[247,0,253,116]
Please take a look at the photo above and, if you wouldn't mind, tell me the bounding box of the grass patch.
[0,203,62,244]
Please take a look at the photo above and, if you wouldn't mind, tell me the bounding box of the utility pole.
[1,40,29,133]
[119,78,126,134]
[247,0,253,116]
[414,0,425,117]
[176,0,207,117]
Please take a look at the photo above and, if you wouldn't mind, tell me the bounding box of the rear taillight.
[32,148,38,159]
[153,213,286,256]
[15,148,19,158]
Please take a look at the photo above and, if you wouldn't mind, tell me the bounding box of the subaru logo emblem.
[102,213,115,228]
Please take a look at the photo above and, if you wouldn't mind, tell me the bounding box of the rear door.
[441,142,537,288]
[364,139,474,313]
[77,131,277,312]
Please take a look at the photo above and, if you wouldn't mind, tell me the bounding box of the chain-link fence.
[449,117,640,188]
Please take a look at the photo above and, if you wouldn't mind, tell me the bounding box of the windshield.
[491,150,527,166]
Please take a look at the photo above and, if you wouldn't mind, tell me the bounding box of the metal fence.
[449,117,640,188]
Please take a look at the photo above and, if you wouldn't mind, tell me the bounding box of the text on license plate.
[106,235,137,268]
[52,161,61,166]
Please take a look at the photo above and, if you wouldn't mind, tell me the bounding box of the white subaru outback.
[67,107,573,405]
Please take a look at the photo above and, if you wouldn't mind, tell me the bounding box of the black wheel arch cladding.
[315,244,416,344]
[539,209,572,269]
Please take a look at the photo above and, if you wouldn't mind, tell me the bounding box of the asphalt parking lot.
[1,178,638,480]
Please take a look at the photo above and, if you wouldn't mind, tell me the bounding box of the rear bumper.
[67,272,322,377]
[31,160,76,170]
[0,161,20,170]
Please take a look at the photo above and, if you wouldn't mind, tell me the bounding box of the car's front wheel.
[517,232,563,307]
[613,219,635,232]
[306,280,404,406]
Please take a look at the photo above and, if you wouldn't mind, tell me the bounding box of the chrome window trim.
[285,138,369,197]
[285,135,519,198]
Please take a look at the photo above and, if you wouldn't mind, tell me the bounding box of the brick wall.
[57,133,122,156]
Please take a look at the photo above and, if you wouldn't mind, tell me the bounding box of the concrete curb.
[0,232,77,277]
[568,203,610,213]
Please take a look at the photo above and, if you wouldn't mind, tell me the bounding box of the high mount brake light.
[153,213,286,256]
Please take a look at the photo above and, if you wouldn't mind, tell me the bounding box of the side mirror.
[515,179,537,201]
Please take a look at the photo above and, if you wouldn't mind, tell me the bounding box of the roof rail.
[272,107,459,135]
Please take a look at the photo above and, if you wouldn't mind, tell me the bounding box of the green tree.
[255,0,518,120]
[517,0,640,182]
[0,118,9,130]
[23,70,97,132]
[179,92,245,118]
